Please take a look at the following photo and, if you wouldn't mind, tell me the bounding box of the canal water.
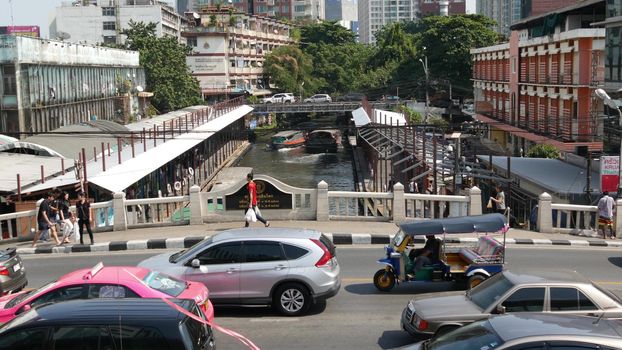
[236,138,355,191]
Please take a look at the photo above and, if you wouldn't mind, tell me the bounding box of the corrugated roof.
[0,153,69,194]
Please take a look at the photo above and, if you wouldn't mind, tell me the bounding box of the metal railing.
[250,101,402,114]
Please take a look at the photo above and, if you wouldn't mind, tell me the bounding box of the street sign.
[600,156,620,193]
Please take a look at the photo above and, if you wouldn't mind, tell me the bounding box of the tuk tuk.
[373,213,508,292]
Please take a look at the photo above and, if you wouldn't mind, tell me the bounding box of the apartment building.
[183,7,295,98]
[520,0,583,19]
[50,0,187,45]
[185,0,324,21]
[476,0,521,37]
[471,0,606,155]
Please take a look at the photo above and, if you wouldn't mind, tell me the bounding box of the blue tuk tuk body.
[373,214,508,292]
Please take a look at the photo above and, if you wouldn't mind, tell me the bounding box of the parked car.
[335,92,365,102]
[0,248,26,296]
[304,94,332,103]
[401,269,622,338]
[0,262,214,324]
[138,228,341,316]
[262,93,296,103]
[400,313,622,350]
[0,298,215,350]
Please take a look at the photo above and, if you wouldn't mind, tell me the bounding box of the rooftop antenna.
[9,0,15,28]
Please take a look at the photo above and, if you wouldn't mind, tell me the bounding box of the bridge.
[250,100,403,114]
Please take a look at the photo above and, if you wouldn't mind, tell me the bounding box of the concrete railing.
[124,196,190,229]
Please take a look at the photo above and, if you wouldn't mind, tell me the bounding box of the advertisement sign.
[226,180,292,210]
[0,26,40,38]
[600,156,620,193]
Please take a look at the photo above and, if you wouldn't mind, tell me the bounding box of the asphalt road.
[19,246,622,350]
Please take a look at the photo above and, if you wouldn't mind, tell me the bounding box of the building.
[50,0,187,45]
[0,35,145,137]
[185,0,325,21]
[470,0,606,156]
[326,0,358,21]
[520,0,583,19]
[476,0,521,37]
[183,7,295,98]
[358,0,418,44]
[419,0,465,17]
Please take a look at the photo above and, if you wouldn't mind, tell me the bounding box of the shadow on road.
[345,282,461,296]
[608,257,622,268]
[213,300,327,318]
[377,330,422,349]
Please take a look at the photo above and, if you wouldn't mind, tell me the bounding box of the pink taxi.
[0,262,214,324]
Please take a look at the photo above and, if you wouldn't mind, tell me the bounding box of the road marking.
[595,281,622,285]
[342,278,372,283]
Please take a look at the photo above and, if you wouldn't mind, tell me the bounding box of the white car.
[262,93,296,104]
[304,94,332,103]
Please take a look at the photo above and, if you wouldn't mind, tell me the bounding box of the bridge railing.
[124,196,190,229]
[327,191,394,221]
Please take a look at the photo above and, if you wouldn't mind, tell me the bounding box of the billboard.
[600,156,620,193]
[0,26,40,38]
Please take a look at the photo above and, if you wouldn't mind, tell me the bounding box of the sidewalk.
[6,220,621,255]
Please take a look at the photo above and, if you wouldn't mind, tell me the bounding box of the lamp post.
[419,55,429,123]
[595,88,622,197]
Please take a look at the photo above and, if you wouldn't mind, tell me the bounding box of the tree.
[121,20,201,113]
[300,21,356,49]
[263,46,319,94]
[526,144,561,159]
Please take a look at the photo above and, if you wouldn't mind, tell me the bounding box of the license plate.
[12,264,20,272]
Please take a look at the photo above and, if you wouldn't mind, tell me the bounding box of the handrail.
[551,203,597,211]
[125,196,189,205]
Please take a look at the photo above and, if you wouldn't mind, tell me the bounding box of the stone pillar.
[189,185,203,225]
[392,182,405,222]
[317,181,329,221]
[113,192,127,231]
[468,186,482,216]
[616,199,622,237]
[537,192,553,233]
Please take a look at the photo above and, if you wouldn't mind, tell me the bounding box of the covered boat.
[305,129,341,153]
[270,130,306,149]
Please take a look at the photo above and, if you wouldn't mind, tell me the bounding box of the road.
[19,246,622,350]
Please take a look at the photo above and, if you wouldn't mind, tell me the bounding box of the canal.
[236,134,355,191]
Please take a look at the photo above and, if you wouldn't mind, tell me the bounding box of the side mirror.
[495,304,506,315]
[191,259,201,268]
[16,304,31,315]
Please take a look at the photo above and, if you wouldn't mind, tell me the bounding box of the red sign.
[0,26,40,38]
[600,156,620,193]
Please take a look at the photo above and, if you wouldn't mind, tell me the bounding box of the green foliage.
[300,21,356,48]
[526,144,561,159]
[429,116,449,132]
[396,105,422,124]
[246,95,260,104]
[121,20,201,113]
[263,45,319,94]
[229,15,237,27]
[208,14,217,27]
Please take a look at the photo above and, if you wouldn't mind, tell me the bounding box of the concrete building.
[183,7,294,98]
[358,0,418,44]
[50,0,187,45]
[186,0,325,21]
[0,35,145,137]
[470,0,606,155]
[326,0,358,21]
[476,0,521,37]
[419,0,465,17]
[520,0,583,19]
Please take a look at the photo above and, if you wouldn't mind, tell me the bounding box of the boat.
[270,130,306,149]
[305,129,341,153]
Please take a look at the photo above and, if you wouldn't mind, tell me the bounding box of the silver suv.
[138,228,341,316]
[262,93,296,103]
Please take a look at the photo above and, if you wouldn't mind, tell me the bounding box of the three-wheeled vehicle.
[373,213,508,292]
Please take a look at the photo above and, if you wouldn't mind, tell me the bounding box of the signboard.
[226,180,292,210]
[187,56,226,74]
[600,156,620,193]
[0,26,40,38]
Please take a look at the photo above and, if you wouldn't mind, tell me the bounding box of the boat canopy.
[399,214,507,236]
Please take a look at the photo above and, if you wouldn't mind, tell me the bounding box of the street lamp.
[595,88,622,197]
[419,54,429,123]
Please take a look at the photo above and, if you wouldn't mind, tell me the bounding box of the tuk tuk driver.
[409,235,441,271]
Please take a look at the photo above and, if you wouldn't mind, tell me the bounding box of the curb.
[16,234,622,255]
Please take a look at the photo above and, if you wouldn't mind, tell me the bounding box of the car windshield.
[469,273,515,309]
[5,281,56,309]
[426,319,504,350]
[143,271,187,297]
[170,237,213,263]
[392,230,407,247]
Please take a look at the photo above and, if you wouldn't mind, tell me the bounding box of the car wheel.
[373,269,396,292]
[273,282,310,316]
[467,274,487,290]
[285,100,291,103]
[434,325,459,338]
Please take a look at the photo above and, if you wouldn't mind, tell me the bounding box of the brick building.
[471,0,606,155]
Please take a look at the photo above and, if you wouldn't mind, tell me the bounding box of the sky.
[0,0,65,38]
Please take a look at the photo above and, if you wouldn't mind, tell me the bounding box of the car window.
[469,273,515,309]
[110,325,169,350]
[30,285,85,308]
[427,319,504,350]
[143,271,187,297]
[550,287,599,311]
[196,242,242,265]
[181,316,212,350]
[0,328,48,350]
[52,326,113,350]
[502,288,545,312]
[282,244,309,260]
[87,284,140,299]
[243,241,285,263]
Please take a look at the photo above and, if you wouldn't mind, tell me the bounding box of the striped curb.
[15,234,622,255]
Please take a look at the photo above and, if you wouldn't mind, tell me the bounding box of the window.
[102,7,115,16]
[550,288,598,311]
[87,284,140,299]
[110,326,167,350]
[243,241,285,263]
[197,242,242,265]
[52,326,113,350]
[502,288,545,312]
[2,65,16,95]
[283,244,309,260]
[103,22,116,31]
[31,285,85,308]
[187,36,197,47]
[103,36,116,44]
[181,317,212,350]
[0,328,48,350]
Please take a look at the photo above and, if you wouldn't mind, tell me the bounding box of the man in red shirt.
[245,173,270,227]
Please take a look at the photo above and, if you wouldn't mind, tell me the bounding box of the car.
[0,262,214,324]
[386,95,400,101]
[401,269,622,338]
[400,313,622,350]
[304,94,332,103]
[262,93,296,103]
[0,248,26,296]
[138,228,341,316]
[335,92,365,102]
[0,298,215,350]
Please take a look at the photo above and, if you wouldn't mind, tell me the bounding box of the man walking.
[76,192,95,245]
[245,173,270,228]
[33,192,60,247]
[598,191,616,239]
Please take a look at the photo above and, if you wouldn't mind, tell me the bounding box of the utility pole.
[115,0,122,46]
[419,53,429,123]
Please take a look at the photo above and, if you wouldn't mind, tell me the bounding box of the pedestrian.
[245,173,270,228]
[32,192,60,247]
[490,184,506,215]
[76,191,95,245]
[598,191,616,239]
[57,192,73,244]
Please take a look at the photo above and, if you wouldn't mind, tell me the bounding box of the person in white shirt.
[598,191,616,239]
